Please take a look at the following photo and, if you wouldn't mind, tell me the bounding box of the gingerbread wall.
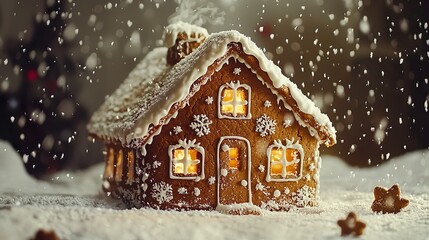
[108,48,320,210]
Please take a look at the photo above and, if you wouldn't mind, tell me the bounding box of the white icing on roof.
[87,47,170,143]
[88,30,336,147]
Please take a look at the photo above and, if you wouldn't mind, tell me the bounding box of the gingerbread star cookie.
[371,184,409,214]
[31,229,60,240]
[337,212,366,236]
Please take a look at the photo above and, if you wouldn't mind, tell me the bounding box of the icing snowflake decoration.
[255,114,277,137]
[205,96,214,105]
[305,174,311,181]
[208,176,216,185]
[264,100,272,108]
[190,114,212,137]
[283,112,294,128]
[151,181,173,204]
[233,67,241,75]
[178,187,187,194]
[153,161,161,169]
[309,163,316,171]
[292,185,316,207]
[173,126,183,135]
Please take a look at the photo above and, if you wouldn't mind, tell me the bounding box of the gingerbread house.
[88,22,336,212]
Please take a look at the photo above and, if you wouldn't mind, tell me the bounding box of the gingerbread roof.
[88,29,337,151]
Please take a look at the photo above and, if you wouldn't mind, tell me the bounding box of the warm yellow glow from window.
[270,148,283,175]
[221,88,247,115]
[229,147,239,169]
[115,150,123,182]
[127,151,134,182]
[270,148,301,177]
[271,164,283,175]
[174,149,185,161]
[223,89,234,102]
[271,149,283,162]
[173,149,198,175]
[104,148,114,179]
[174,163,184,173]
[229,147,239,158]
[286,149,300,175]
[188,164,198,173]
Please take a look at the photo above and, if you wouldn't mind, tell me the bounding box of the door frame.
[216,136,252,206]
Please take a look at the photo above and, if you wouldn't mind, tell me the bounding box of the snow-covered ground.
[0,139,428,240]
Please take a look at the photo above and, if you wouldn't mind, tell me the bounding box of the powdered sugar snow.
[0,140,428,240]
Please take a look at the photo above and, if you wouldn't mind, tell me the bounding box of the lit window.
[115,150,123,182]
[218,81,251,119]
[168,139,205,180]
[270,148,300,177]
[172,148,199,175]
[266,139,304,182]
[229,147,239,170]
[104,148,114,180]
[127,151,135,184]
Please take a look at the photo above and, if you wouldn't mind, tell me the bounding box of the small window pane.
[271,163,283,175]
[104,148,114,179]
[173,148,198,175]
[115,150,123,182]
[271,149,283,162]
[221,88,247,115]
[229,147,239,170]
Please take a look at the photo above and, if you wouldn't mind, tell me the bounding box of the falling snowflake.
[190,114,213,137]
[292,185,316,207]
[255,114,277,137]
[173,126,183,135]
[258,164,265,172]
[153,161,161,169]
[264,100,272,108]
[151,182,173,204]
[208,176,216,185]
[205,96,214,105]
[233,67,241,75]
[178,187,187,194]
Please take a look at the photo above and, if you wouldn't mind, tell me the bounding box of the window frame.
[168,139,205,180]
[217,80,252,119]
[266,139,304,182]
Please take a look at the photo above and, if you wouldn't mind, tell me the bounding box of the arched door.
[217,136,252,205]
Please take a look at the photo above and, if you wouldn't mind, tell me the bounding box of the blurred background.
[0,0,428,177]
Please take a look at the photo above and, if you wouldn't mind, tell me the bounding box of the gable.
[88,30,336,150]
[149,55,308,143]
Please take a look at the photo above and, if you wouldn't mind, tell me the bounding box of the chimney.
[164,21,208,65]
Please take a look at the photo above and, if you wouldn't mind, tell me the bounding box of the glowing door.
[217,136,252,205]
